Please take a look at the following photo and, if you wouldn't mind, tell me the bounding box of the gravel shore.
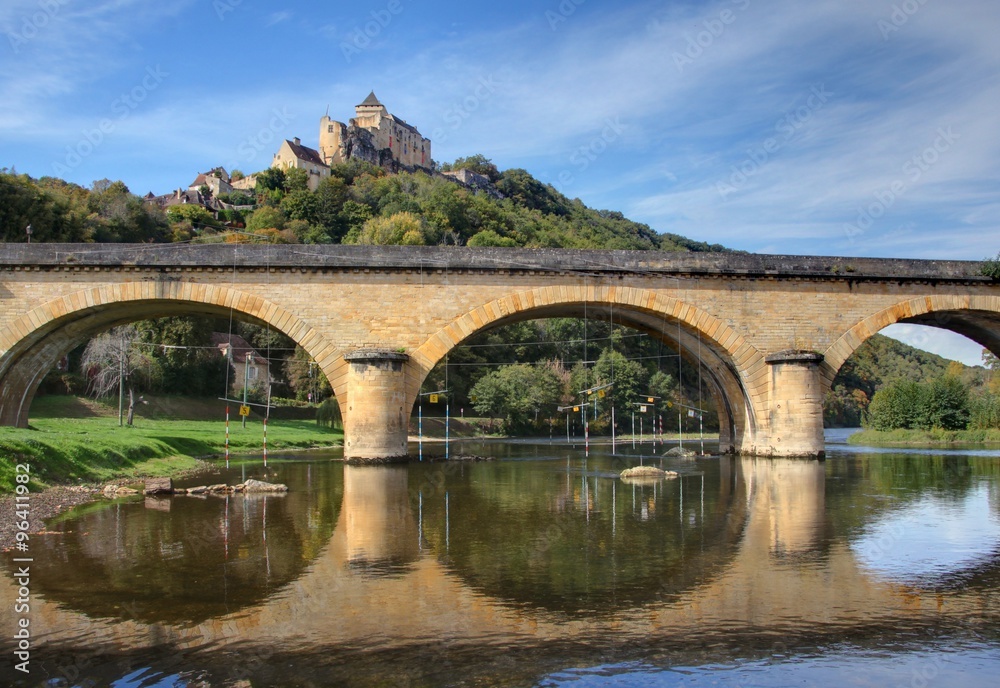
[0,485,101,551]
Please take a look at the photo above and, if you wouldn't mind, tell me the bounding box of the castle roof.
[283,139,327,167]
[387,113,420,135]
[358,91,383,107]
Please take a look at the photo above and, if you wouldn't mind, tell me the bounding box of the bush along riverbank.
[848,427,1000,447]
[0,416,343,493]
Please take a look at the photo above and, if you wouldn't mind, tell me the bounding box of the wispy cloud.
[266,11,291,27]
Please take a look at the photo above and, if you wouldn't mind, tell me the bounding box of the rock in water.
[620,466,679,480]
[243,479,289,493]
[143,477,173,495]
[664,447,697,458]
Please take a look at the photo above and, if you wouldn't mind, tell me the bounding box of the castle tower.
[355,91,388,125]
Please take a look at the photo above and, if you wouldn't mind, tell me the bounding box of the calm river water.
[3,432,1000,686]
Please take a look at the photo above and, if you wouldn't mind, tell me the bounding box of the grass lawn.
[0,396,342,492]
[848,427,1000,446]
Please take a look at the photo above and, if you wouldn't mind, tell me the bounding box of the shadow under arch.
[0,282,336,426]
[822,295,1000,384]
[407,286,765,453]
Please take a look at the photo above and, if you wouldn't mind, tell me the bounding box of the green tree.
[865,379,926,430]
[592,348,649,411]
[283,167,310,193]
[925,375,970,430]
[351,211,426,245]
[444,154,501,183]
[283,347,333,402]
[281,189,319,224]
[467,229,517,247]
[245,206,287,233]
[470,363,562,433]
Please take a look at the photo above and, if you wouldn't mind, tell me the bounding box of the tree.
[80,325,153,426]
[351,211,426,245]
[592,348,648,412]
[444,154,501,183]
[470,363,562,432]
[467,229,517,247]
[925,375,970,430]
[283,167,310,193]
[284,347,332,402]
[865,379,925,430]
[245,206,287,233]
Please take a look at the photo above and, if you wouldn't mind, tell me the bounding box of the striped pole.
[225,406,230,467]
[263,417,268,467]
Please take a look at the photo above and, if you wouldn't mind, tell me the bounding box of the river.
[3,432,1000,686]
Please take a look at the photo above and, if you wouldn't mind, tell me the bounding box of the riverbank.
[0,415,342,492]
[849,428,1000,446]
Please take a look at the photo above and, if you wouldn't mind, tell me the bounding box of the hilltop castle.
[320,91,432,170]
[270,92,432,191]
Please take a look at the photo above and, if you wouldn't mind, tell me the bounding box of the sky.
[1,0,997,366]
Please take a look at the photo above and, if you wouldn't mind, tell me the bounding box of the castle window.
[328,125,334,133]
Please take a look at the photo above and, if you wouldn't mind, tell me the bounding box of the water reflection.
[21,461,343,625]
[337,465,418,576]
[2,447,1000,686]
[415,455,750,613]
[852,482,1000,585]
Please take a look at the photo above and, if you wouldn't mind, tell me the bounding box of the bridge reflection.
[3,456,999,677]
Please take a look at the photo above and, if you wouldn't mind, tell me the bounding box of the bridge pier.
[342,350,411,464]
[763,351,826,459]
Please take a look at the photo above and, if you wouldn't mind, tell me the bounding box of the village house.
[211,332,273,394]
[271,138,331,191]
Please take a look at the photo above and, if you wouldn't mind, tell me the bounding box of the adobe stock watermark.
[546,0,586,31]
[340,0,406,63]
[556,117,628,187]
[213,0,243,21]
[877,0,931,40]
[716,84,832,200]
[6,0,69,54]
[430,75,500,145]
[844,126,959,242]
[52,65,169,176]
[672,0,752,73]
[226,107,295,170]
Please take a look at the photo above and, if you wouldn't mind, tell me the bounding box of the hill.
[825,333,985,427]
[0,158,731,252]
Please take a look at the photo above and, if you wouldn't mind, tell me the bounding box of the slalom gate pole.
[225,406,230,468]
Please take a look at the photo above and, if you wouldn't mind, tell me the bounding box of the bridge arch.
[0,281,336,427]
[822,295,1000,384]
[407,285,767,453]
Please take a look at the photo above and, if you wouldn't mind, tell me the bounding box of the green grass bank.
[848,427,1000,447]
[0,396,342,492]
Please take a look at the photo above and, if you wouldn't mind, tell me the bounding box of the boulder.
[242,479,289,493]
[143,477,173,495]
[620,466,679,480]
[664,447,698,458]
[207,484,229,493]
[115,487,138,496]
[187,485,208,495]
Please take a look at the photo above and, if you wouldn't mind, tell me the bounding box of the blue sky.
[2,0,997,365]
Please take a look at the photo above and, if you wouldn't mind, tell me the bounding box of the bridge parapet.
[0,244,988,283]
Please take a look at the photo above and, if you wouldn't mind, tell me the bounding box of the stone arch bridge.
[0,244,995,461]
